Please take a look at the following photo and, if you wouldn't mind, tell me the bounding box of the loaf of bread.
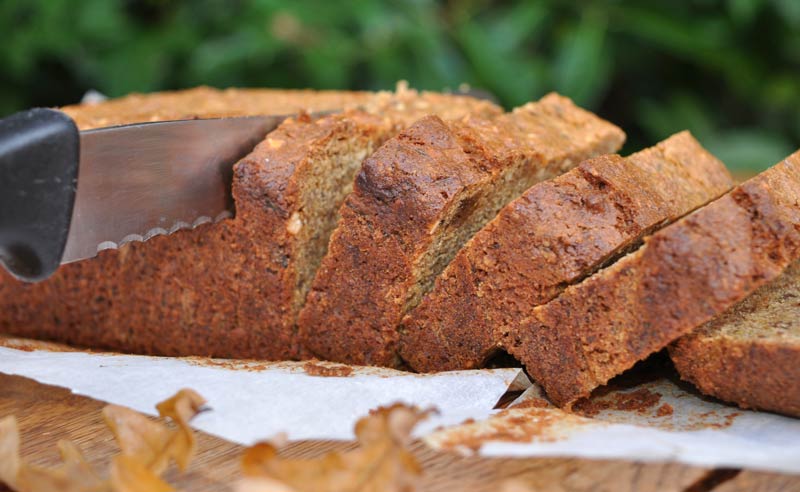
[670,260,800,417]
[19,86,796,420]
[507,152,800,408]
[399,132,734,372]
[0,86,501,359]
[297,94,625,367]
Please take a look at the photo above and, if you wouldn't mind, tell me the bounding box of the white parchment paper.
[0,342,523,443]
[426,379,800,474]
[2,339,799,474]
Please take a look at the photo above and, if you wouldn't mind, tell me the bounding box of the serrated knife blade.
[61,115,287,263]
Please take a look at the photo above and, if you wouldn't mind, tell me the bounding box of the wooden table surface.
[1,372,798,492]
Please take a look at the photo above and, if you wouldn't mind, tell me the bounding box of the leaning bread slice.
[297,94,625,367]
[670,260,800,417]
[399,132,733,372]
[507,152,800,408]
[0,86,501,360]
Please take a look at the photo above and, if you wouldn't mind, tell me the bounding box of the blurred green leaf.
[727,0,762,24]
[637,93,716,142]
[1,0,799,171]
[553,9,611,106]
[706,130,796,171]
[613,6,728,58]
[772,0,800,27]
[455,3,550,106]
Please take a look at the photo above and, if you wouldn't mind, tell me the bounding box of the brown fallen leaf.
[2,421,110,492]
[109,455,174,492]
[501,479,537,492]
[0,388,204,492]
[155,388,206,471]
[238,403,432,492]
[57,440,105,486]
[103,389,205,476]
[0,416,21,490]
[103,405,175,475]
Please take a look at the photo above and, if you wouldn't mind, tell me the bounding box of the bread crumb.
[655,403,674,417]
[510,397,551,409]
[303,361,354,377]
[573,388,662,417]
[287,212,302,235]
[267,137,285,149]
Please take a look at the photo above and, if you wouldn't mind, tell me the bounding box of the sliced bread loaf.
[670,259,800,417]
[507,152,800,408]
[0,86,501,359]
[399,132,734,372]
[297,94,625,367]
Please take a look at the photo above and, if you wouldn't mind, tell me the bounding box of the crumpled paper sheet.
[2,337,799,474]
[0,339,525,443]
[425,377,800,474]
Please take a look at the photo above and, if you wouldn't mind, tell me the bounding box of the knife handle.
[0,108,79,282]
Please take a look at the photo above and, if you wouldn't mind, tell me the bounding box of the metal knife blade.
[61,115,287,263]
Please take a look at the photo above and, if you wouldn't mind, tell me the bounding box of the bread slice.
[0,86,501,359]
[670,259,800,417]
[399,132,734,372]
[507,152,800,408]
[297,94,625,367]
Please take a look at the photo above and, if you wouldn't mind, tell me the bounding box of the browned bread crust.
[399,132,734,372]
[670,260,800,417]
[61,84,501,131]
[60,86,374,130]
[0,87,501,359]
[507,152,800,408]
[297,94,625,367]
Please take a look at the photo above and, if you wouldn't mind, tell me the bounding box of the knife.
[0,108,289,283]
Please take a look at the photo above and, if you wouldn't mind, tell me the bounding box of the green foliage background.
[2,0,799,171]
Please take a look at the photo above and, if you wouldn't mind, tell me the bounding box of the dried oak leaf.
[238,403,432,492]
[155,388,206,471]
[0,388,205,492]
[103,405,173,475]
[103,388,206,474]
[109,455,174,492]
[0,416,21,490]
[0,416,109,492]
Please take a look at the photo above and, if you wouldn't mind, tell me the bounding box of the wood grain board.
[0,373,797,492]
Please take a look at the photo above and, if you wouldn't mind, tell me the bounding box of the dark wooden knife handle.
[0,108,79,282]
